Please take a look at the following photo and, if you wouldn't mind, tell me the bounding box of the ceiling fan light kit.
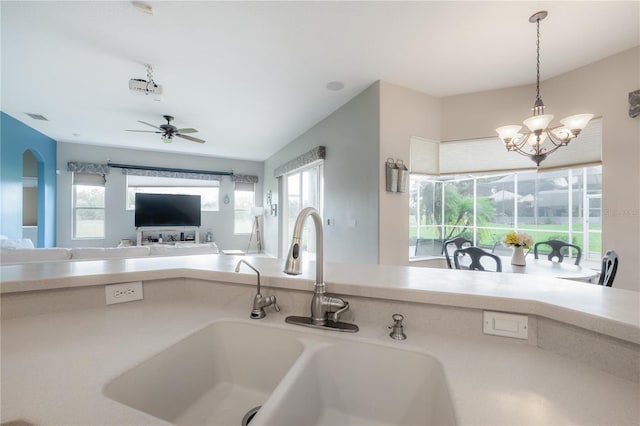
[495,11,593,166]
[126,115,206,144]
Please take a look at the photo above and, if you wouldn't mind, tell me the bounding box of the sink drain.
[241,406,261,426]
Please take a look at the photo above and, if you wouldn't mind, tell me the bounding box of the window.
[409,166,602,264]
[234,183,255,234]
[282,162,323,258]
[73,173,105,239]
[126,175,219,211]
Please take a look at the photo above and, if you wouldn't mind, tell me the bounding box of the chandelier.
[496,11,593,166]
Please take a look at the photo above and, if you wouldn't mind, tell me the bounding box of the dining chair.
[442,237,473,269]
[533,239,582,265]
[597,250,618,287]
[453,246,502,272]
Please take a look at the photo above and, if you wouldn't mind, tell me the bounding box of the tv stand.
[136,227,200,246]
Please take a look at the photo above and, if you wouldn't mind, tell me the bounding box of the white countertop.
[1,255,639,425]
[1,254,639,344]
[1,298,639,426]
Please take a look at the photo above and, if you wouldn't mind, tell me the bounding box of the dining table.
[456,254,599,282]
[499,256,599,282]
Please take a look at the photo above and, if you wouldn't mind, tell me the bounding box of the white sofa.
[0,238,220,265]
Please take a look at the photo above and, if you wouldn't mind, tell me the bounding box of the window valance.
[67,162,109,175]
[68,161,258,183]
[232,174,259,184]
[120,167,223,181]
[274,145,326,177]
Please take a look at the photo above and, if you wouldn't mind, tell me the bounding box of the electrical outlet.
[483,311,528,339]
[105,282,144,305]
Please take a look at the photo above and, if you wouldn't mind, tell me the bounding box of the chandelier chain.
[535,18,541,104]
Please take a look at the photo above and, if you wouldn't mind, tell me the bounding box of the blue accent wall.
[1,112,57,247]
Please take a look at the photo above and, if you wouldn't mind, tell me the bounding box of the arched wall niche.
[22,149,43,246]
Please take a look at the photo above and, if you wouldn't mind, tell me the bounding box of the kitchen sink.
[103,321,304,425]
[104,320,456,425]
[253,339,456,426]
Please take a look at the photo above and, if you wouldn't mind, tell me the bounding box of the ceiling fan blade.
[138,120,163,130]
[176,133,206,143]
[126,129,162,133]
[176,128,198,134]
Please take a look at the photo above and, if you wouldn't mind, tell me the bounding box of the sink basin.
[104,320,456,425]
[103,321,304,425]
[254,340,456,426]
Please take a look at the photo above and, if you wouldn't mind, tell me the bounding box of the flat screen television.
[135,193,201,227]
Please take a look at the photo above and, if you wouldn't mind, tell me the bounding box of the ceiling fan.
[126,115,205,144]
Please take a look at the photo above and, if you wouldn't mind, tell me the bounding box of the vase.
[511,246,526,266]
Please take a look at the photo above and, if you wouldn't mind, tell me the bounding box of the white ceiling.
[2,1,638,162]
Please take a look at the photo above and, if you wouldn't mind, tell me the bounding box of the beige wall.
[440,47,640,291]
[378,81,441,265]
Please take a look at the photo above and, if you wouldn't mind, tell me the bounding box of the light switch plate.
[483,311,528,339]
[105,282,144,305]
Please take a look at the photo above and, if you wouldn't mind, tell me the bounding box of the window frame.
[234,182,256,235]
[72,174,106,240]
[281,161,324,258]
[125,175,220,212]
[409,166,602,263]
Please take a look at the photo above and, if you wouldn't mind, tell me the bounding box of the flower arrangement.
[502,231,533,248]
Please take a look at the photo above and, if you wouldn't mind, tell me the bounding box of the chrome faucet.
[235,259,280,319]
[283,207,358,332]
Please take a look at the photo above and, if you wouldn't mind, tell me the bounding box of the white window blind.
[234,182,255,192]
[126,175,220,211]
[72,173,105,186]
[439,137,534,175]
[410,119,602,175]
[409,137,440,175]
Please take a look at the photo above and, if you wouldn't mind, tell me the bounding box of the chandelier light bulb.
[528,132,548,146]
[496,125,522,143]
[551,126,572,141]
[560,113,594,133]
[523,114,554,133]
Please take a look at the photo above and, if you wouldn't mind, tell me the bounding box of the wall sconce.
[629,89,640,118]
[385,158,408,193]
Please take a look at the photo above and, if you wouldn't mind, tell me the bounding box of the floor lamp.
[246,207,264,254]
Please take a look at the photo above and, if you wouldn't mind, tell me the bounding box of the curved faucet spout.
[236,259,279,319]
[283,207,324,286]
[236,259,261,295]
